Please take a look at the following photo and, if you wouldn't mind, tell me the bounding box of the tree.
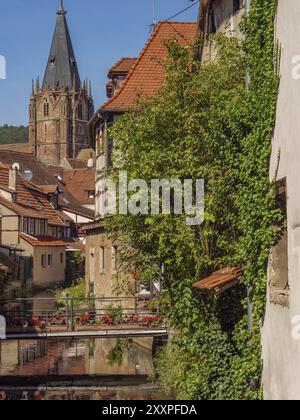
[104,0,280,400]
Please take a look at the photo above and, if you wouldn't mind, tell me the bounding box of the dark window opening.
[208,6,216,35]
[233,0,241,14]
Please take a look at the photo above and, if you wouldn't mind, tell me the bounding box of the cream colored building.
[0,166,70,291]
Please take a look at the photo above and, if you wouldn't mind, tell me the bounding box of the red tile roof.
[102,22,198,111]
[0,144,32,154]
[20,233,67,247]
[35,185,60,194]
[108,57,138,77]
[0,152,95,217]
[0,168,65,226]
[192,267,243,295]
[62,168,95,205]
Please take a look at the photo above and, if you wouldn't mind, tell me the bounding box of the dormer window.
[88,191,95,200]
[50,57,56,66]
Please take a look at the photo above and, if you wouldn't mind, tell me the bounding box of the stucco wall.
[0,204,19,246]
[19,238,66,289]
[262,0,300,400]
[85,228,135,309]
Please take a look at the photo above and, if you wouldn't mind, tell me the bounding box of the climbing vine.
[105,0,280,400]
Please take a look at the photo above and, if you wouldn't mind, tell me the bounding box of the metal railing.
[0,296,163,332]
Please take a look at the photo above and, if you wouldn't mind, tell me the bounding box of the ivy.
[105,0,280,400]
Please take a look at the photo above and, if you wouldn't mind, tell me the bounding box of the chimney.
[9,163,19,191]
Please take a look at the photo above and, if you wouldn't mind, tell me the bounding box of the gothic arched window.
[44,101,49,117]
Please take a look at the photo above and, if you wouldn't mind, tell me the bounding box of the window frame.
[47,253,53,267]
[99,246,105,274]
[112,245,118,273]
[41,254,46,268]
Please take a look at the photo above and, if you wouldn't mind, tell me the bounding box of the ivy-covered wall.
[104,0,280,400]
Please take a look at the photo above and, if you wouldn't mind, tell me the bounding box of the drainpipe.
[103,114,109,174]
[247,287,254,331]
[245,0,251,17]
[245,0,253,331]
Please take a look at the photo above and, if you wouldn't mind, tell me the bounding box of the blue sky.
[0,0,199,126]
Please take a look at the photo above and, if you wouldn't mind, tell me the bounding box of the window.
[23,218,29,234]
[56,120,61,138]
[97,129,105,155]
[51,227,57,237]
[60,253,64,264]
[29,219,35,235]
[208,5,216,35]
[99,247,105,273]
[47,253,53,267]
[269,178,289,307]
[40,220,46,236]
[41,254,46,268]
[44,101,49,117]
[88,191,95,200]
[233,0,241,14]
[112,246,118,273]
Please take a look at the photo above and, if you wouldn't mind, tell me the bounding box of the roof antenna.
[150,0,157,32]
[153,0,157,24]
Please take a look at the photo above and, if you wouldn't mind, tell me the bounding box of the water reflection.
[0,337,163,400]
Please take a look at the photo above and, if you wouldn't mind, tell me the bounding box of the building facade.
[29,2,94,166]
[85,22,198,303]
[0,165,72,290]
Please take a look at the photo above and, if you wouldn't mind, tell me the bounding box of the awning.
[192,267,243,295]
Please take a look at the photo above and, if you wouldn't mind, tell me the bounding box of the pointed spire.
[31,79,35,97]
[36,77,40,93]
[57,0,66,15]
[43,2,80,90]
[72,73,76,93]
[89,80,92,98]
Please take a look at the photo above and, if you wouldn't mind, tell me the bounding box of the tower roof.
[42,1,80,90]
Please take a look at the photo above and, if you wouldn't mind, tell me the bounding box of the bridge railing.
[0,296,163,331]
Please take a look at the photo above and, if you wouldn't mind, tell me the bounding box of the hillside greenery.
[0,125,28,145]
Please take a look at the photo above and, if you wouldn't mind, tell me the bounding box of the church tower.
[29,1,94,166]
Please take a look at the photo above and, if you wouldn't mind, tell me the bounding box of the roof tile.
[102,22,197,111]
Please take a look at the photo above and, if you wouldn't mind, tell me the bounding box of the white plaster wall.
[63,210,93,224]
[262,0,300,400]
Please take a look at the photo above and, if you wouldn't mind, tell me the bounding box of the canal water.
[0,337,164,401]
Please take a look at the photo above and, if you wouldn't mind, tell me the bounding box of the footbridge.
[0,296,168,340]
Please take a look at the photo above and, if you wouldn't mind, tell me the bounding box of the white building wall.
[262,0,300,400]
